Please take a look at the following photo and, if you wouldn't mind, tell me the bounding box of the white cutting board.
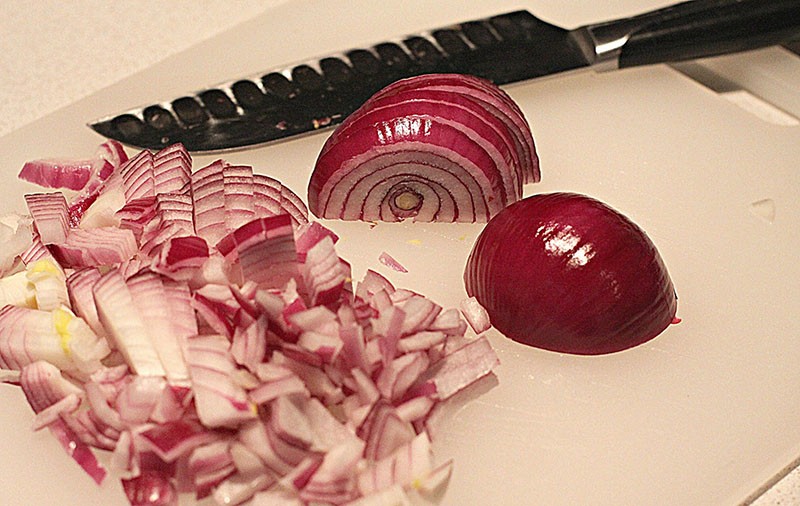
[1,1,799,505]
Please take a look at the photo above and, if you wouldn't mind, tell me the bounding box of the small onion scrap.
[1,141,500,506]
[464,192,678,355]
[308,73,539,223]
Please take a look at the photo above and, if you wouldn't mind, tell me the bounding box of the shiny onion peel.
[464,192,678,355]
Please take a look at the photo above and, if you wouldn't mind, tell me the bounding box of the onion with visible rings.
[358,73,539,185]
[308,73,538,223]
[464,192,678,355]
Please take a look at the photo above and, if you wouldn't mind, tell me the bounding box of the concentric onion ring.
[308,74,538,223]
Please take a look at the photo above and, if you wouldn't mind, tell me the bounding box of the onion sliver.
[308,73,538,223]
[464,192,678,355]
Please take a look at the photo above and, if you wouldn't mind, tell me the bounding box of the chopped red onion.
[19,360,84,413]
[0,214,34,276]
[19,158,95,191]
[48,418,108,485]
[1,141,499,506]
[25,192,70,245]
[93,269,166,377]
[122,470,178,506]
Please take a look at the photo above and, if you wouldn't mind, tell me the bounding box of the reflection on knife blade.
[88,0,800,152]
[89,10,586,153]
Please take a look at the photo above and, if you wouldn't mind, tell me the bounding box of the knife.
[89,0,800,153]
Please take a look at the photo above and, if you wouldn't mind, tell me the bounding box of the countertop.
[1,1,798,505]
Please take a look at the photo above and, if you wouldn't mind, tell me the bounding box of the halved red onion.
[92,269,167,376]
[308,73,538,223]
[465,192,678,355]
[371,73,540,184]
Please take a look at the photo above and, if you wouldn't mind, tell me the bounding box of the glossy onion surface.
[464,192,677,355]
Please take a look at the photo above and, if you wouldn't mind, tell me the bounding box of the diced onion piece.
[92,269,166,377]
[48,418,108,484]
[138,420,219,463]
[49,227,138,268]
[302,236,348,307]
[5,141,502,506]
[25,192,70,244]
[428,336,499,400]
[153,143,191,195]
[19,360,84,413]
[122,470,177,506]
[26,258,69,311]
[0,214,34,276]
[378,251,408,273]
[0,270,36,308]
[0,304,108,374]
[458,296,491,335]
[185,335,257,428]
[126,272,189,383]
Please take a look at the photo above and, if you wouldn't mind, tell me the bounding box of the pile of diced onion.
[0,140,498,505]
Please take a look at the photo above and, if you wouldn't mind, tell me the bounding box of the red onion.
[2,140,501,505]
[25,192,70,244]
[464,192,678,355]
[308,73,538,223]
[19,158,100,191]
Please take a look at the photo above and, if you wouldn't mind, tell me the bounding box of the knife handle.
[582,0,800,69]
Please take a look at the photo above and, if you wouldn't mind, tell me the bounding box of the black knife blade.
[89,0,800,153]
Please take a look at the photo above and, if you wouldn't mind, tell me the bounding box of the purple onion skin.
[464,192,677,355]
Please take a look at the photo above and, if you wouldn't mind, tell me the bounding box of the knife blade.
[89,0,800,153]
